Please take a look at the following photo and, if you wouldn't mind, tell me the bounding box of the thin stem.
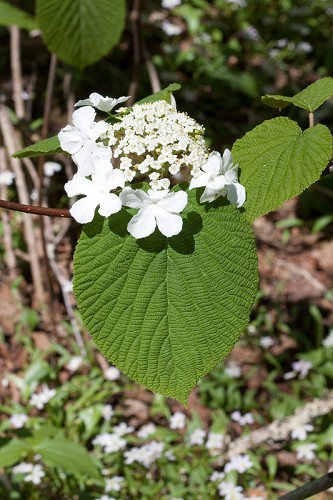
[309,112,314,128]
[127,0,142,105]
[279,473,333,500]
[10,26,25,120]
[0,199,71,218]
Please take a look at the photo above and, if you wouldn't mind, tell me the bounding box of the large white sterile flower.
[190,149,246,207]
[58,106,111,175]
[120,187,188,239]
[75,93,130,112]
[65,169,125,224]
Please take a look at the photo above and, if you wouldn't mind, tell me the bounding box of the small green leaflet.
[232,117,332,222]
[136,84,181,105]
[0,1,37,31]
[262,77,333,112]
[13,136,62,159]
[73,188,258,405]
[36,0,126,69]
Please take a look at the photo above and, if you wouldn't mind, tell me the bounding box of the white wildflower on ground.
[105,366,121,381]
[58,106,111,176]
[0,170,15,186]
[9,414,28,429]
[284,360,313,380]
[210,471,225,482]
[161,20,183,36]
[96,496,116,500]
[189,149,246,207]
[218,481,244,499]
[120,188,188,239]
[189,428,206,446]
[65,356,83,372]
[296,443,317,461]
[124,441,164,468]
[75,93,129,112]
[12,463,45,485]
[162,0,181,8]
[64,168,125,224]
[231,411,254,426]
[113,422,134,436]
[165,449,176,461]
[291,424,314,441]
[92,433,126,453]
[206,432,224,455]
[101,404,114,421]
[105,475,124,492]
[225,361,242,378]
[224,454,253,474]
[169,411,186,430]
[44,161,61,177]
[323,329,333,347]
[259,336,276,348]
[29,385,56,409]
[137,423,157,439]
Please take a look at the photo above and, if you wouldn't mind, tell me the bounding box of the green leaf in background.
[13,135,62,158]
[232,117,332,222]
[73,188,258,404]
[262,77,333,112]
[0,439,30,467]
[0,1,37,31]
[136,84,181,105]
[36,0,126,69]
[35,438,100,478]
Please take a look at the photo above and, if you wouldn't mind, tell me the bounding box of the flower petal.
[226,182,246,207]
[127,207,156,238]
[120,187,151,209]
[58,126,83,154]
[70,196,98,224]
[98,193,122,217]
[64,174,93,197]
[202,151,221,176]
[106,169,126,190]
[220,148,234,173]
[154,206,183,237]
[200,186,223,203]
[72,143,94,176]
[189,172,211,189]
[90,120,108,141]
[72,106,96,134]
[158,190,187,213]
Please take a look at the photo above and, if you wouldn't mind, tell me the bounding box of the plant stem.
[309,112,314,127]
[0,199,71,218]
[279,472,333,500]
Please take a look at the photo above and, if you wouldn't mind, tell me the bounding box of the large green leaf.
[232,118,332,222]
[35,438,100,478]
[73,189,258,404]
[262,77,333,112]
[13,136,62,158]
[36,0,126,69]
[0,439,30,467]
[0,1,37,31]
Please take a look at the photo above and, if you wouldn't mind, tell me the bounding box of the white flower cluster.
[124,440,164,468]
[107,100,207,187]
[29,385,56,409]
[12,462,45,485]
[58,93,246,239]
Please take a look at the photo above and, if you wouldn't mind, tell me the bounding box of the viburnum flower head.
[65,167,125,224]
[58,106,111,176]
[120,187,188,239]
[106,100,207,188]
[75,93,130,112]
[189,149,246,207]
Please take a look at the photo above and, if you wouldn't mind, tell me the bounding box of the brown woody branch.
[0,199,71,218]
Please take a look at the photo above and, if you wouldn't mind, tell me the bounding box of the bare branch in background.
[10,26,25,120]
[143,46,161,93]
[127,0,142,105]
[278,472,333,500]
[0,147,17,279]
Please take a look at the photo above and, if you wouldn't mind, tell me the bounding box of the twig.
[225,391,333,458]
[0,148,17,279]
[0,199,71,218]
[279,473,333,500]
[143,46,161,93]
[309,112,314,128]
[127,0,142,105]
[0,105,45,305]
[10,26,25,120]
